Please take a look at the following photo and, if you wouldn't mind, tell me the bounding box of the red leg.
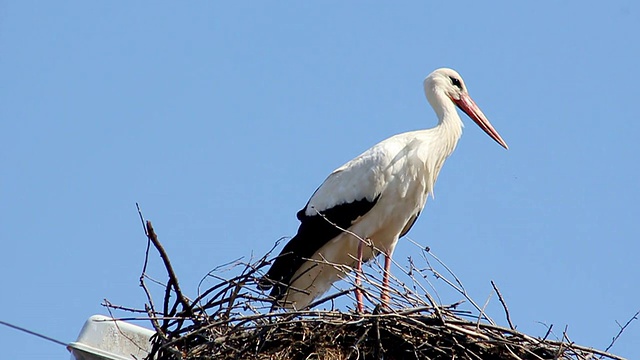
[381,252,391,308]
[355,239,364,313]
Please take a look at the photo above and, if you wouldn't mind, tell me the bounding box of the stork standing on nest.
[258,68,508,312]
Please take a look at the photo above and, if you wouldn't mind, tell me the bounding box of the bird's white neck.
[425,87,463,158]
[404,86,464,199]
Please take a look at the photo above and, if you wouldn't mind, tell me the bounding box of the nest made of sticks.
[103,218,629,360]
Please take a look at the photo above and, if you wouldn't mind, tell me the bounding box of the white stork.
[258,68,508,311]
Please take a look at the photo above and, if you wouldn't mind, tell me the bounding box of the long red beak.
[453,93,508,150]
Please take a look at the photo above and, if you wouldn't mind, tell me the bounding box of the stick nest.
[105,219,627,360]
[174,310,588,360]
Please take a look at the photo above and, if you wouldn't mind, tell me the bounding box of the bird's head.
[424,68,508,149]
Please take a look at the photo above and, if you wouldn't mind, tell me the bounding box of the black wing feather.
[259,196,380,300]
[399,211,421,238]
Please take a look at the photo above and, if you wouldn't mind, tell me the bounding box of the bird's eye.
[449,76,462,89]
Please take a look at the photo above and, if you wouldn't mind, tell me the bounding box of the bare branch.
[491,280,515,330]
[604,309,639,353]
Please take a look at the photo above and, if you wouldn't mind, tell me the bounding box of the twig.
[541,323,553,342]
[491,280,515,330]
[145,221,193,319]
[604,309,639,353]
[102,299,159,315]
[477,291,493,330]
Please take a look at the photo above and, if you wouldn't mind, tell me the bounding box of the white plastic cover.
[68,315,155,360]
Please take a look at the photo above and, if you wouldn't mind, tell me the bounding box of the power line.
[0,319,68,347]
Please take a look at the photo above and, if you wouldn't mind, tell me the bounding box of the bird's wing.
[304,145,392,215]
[399,211,421,238]
[259,142,400,296]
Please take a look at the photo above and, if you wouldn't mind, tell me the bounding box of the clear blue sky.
[2,2,639,358]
